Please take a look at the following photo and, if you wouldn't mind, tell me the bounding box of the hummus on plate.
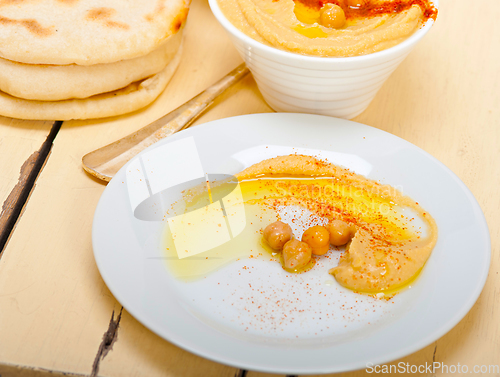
[218,0,437,57]
[165,154,437,294]
[236,155,438,293]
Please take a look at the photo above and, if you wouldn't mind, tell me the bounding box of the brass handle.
[82,63,249,182]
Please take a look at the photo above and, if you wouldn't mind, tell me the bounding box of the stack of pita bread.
[0,0,190,120]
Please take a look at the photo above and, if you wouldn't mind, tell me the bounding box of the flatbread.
[0,30,182,101]
[0,45,182,121]
[0,0,190,65]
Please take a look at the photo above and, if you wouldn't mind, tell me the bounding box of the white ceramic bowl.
[209,0,438,119]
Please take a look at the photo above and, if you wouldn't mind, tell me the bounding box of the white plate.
[92,113,490,374]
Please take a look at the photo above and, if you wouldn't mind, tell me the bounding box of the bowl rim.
[208,0,439,64]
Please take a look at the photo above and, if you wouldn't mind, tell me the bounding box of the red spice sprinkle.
[296,0,437,23]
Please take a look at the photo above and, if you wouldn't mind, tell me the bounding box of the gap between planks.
[90,308,123,377]
[0,121,62,255]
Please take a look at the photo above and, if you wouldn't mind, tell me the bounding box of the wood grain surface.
[0,0,498,376]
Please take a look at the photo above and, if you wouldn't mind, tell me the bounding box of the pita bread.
[0,0,190,65]
[0,30,182,101]
[0,45,182,121]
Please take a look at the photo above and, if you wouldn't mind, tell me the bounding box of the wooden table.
[1,0,498,376]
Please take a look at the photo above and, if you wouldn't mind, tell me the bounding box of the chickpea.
[301,225,330,255]
[319,3,346,29]
[327,219,354,246]
[263,220,293,250]
[282,239,312,270]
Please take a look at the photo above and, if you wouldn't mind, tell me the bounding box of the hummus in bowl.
[210,0,438,118]
[217,0,437,57]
